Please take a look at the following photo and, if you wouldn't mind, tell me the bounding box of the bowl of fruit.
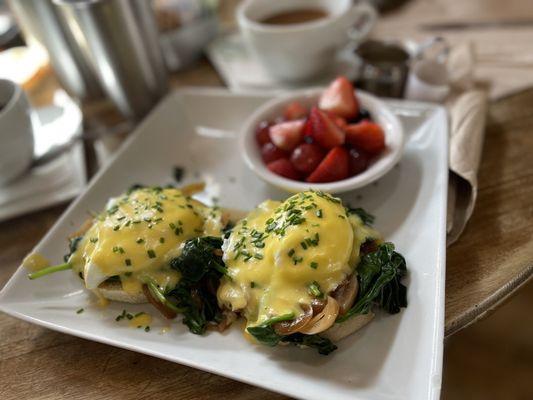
[240,76,405,193]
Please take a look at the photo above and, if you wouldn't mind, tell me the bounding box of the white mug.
[0,79,35,186]
[237,0,377,82]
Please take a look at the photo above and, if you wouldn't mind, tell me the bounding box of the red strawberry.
[307,147,349,183]
[261,142,288,164]
[326,111,348,130]
[302,117,313,140]
[255,121,272,146]
[309,107,345,149]
[290,143,326,174]
[348,147,369,176]
[345,120,386,155]
[267,158,301,180]
[319,76,359,118]
[269,119,305,151]
[283,101,307,120]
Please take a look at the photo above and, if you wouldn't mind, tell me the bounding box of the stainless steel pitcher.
[54,0,169,119]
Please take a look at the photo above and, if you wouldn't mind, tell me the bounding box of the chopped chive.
[144,326,150,332]
[89,237,98,243]
[147,249,156,259]
[28,262,72,280]
[159,237,165,244]
[310,261,318,269]
[125,258,132,266]
[136,238,144,244]
[76,308,84,314]
[288,249,295,257]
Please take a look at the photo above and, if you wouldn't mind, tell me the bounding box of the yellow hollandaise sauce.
[69,187,223,294]
[217,191,379,329]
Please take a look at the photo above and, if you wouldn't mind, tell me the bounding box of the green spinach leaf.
[247,314,337,355]
[167,237,226,334]
[346,207,375,226]
[338,242,407,322]
[281,333,337,355]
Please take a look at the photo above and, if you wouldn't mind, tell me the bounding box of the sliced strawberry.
[326,111,348,130]
[309,107,345,149]
[267,158,301,180]
[255,121,272,146]
[290,143,326,174]
[319,76,359,119]
[269,119,305,151]
[283,101,307,120]
[306,147,349,183]
[345,120,386,155]
[348,147,369,176]
[261,142,287,164]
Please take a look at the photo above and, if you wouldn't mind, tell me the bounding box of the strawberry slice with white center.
[309,107,345,149]
[283,101,307,120]
[269,119,305,151]
[318,76,359,119]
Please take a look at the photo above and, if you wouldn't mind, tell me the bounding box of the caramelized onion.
[273,305,313,335]
[310,299,326,314]
[360,239,378,256]
[298,296,340,335]
[180,182,205,196]
[331,275,359,316]
[142,284,177,319]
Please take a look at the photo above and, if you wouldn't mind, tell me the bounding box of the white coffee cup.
[237,0,377,82]
[0,79,35,186]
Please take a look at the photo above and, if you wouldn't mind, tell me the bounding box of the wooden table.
[2,1,533,398]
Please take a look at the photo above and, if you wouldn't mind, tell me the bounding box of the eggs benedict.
[217,190,407,354]
[26,184,229,333]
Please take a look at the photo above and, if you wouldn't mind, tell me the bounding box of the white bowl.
[240,88,405,193]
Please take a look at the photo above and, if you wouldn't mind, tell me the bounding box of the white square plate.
[0,89,447,400]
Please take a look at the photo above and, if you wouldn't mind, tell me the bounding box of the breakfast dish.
[0,89,447,400]
[255,77,387,183]
[26,186,407,353]
[24,183,232,334]
[218,190,407,354]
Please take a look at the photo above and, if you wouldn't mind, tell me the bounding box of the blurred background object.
[8,0,103,101]
[54,0,168,120]
[355,39,411,98]
[155,0,219,71]
[0,0,20,48]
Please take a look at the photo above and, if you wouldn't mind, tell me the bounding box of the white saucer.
[0,90,86,222]
[206,32,360,92]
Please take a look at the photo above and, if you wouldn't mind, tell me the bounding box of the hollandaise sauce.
[27,187,223,297]
[218,191,378,329]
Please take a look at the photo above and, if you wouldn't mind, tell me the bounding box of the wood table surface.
[2,1,533,397]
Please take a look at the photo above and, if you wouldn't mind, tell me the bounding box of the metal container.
[54,0,169,119]
[355,40,411,98]
[8,0,102,100]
